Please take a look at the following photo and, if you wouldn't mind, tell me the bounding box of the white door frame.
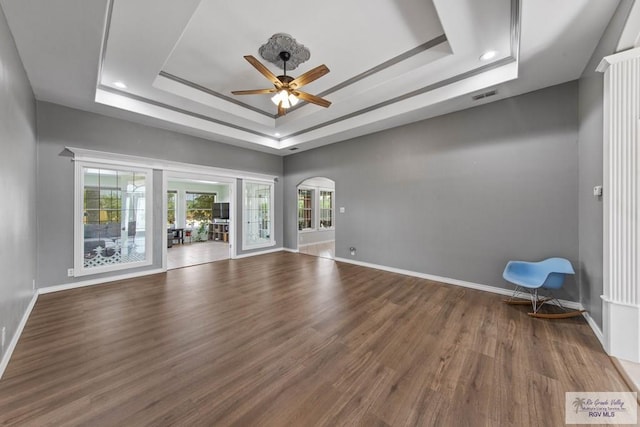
[163,171,236,270]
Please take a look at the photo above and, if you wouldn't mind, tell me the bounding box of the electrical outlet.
[1,327,6,349]
[350,247,356,256]
[67,268,74,277]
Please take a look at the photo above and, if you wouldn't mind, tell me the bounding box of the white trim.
[74,161,154,277]
[164,171,236,263]
[298,239,336,248]
[242,180,276,250]
[232,247,284,259]
[333,257,583,310]
[583,311,605,349]
[601,295,640,309]
[39,268,165,295]
[298,227,335,234]
[296,183,335,249]
[283,247,299,253]
[162,172,169,270]
[0,292,38,380]
[297,186,316,231]
[67,147,276,182]
[596,46,640,72]
[603,298,640,362]
[241,241,277,250]
[598,53,640,363]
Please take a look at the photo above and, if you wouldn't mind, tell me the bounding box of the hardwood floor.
[0,252,629,426]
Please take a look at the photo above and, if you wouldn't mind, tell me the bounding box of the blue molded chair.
[502,257,584,318]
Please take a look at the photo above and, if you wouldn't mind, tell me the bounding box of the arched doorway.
[297,177,335,259]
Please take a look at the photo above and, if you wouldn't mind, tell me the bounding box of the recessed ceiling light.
[274,133,280,137]
[113,81,127,89]
[479,50,498,61]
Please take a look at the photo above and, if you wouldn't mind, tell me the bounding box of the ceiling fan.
[232,51,331,116]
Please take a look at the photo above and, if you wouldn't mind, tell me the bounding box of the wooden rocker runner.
[502,257,586,319]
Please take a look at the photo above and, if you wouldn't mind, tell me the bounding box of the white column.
[598,47,640,362]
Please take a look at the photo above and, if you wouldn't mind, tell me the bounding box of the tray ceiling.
[0,0,622,155]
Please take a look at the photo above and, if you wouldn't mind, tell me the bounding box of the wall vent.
[472,90,497,101]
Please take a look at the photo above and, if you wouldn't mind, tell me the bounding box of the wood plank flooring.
[0,252,629,426]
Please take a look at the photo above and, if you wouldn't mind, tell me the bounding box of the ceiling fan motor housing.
[277,75,294,85]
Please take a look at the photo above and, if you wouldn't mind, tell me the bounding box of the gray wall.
[36,102,283,287]
[0,5,37,361]
[577,1,635,329]
[284,82,580,299]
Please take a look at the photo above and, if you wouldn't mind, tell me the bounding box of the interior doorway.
[297,177,335,260]
[165,174,233,269]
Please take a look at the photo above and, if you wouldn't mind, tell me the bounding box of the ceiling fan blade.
[293,91,332,108]
[289,64,330,89]
[231,88,277,95]
[244,55,281,86]
[278,101,286,117]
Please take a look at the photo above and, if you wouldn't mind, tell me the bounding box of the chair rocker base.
[527,309,586,319]
[503,287,586,320]
[502,297,551,306]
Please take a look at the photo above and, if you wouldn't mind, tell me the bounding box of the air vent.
[472,90,497,101]
[289,147,299,151]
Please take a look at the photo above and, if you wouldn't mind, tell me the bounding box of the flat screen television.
[213,202,230,220]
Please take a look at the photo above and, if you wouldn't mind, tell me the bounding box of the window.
[298,188,313,230]
[75,163,153,276]
[185,192,215,228]
[243,180,275,249]
[319,190,334,228]
[296,186,335,231]
[167,191,177,227]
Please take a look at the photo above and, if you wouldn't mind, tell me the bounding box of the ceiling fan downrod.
[279,51,290,77]
[277,51,294,86]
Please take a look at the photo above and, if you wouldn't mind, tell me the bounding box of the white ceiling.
[0,0,624,155]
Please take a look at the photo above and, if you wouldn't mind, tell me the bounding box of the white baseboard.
[232,247,284,259]
[583,311,605,349]
[283,247,299,253]
[39,268,165,295]
[0,291,38,380]
[298,239,335,248]
[333,257,583,311]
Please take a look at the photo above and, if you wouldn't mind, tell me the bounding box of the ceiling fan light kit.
[231,34,331,116]
[271,89,299,108]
